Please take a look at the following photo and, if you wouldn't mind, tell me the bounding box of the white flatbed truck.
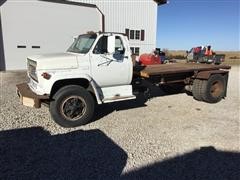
[16,32,231,127]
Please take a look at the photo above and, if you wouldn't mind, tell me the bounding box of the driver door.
[90,35,131,87]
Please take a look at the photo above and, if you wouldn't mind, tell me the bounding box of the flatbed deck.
[135,63,231,78]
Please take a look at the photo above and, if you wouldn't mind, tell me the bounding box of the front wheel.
[50,85,95,127]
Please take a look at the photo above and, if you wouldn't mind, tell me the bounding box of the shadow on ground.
[0,127,127,179]
[92,85,186,123]
[1,127,239,179]
[122,146,240,180]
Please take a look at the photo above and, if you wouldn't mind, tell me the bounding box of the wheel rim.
[60,96,87,121]
[210,80,224,98]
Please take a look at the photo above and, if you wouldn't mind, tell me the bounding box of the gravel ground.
[0,66,239,179]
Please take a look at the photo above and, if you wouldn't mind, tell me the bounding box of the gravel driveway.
[0,66,239,179]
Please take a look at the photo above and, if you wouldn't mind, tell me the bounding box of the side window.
[93,36,108,54]
[113,36,125,61]
[115,36,125,55]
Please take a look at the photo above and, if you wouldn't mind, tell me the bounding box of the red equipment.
[139,53,162,65]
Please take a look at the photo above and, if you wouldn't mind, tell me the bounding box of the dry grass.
[167,50,240,65]
[216,51,240,65]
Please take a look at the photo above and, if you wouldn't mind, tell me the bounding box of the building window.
[130,47,140,56]
[135,30,140,40]
[125,29,129,39]
[125,28,145,41]
[135,47,140,55]
[130,47,135,54]
[130,30,135,40]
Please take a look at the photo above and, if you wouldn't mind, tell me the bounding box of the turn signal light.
[41,72,51,80]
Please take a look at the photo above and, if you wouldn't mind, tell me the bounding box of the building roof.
[0,0,96,7]
[1,0,168,7]
[0,0,7,6]
[154,0,168,5]
[39,0,96,8]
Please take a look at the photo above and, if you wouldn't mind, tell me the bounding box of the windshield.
[67,34,97,54]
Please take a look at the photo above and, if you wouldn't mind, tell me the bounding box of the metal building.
[0,0,166,70]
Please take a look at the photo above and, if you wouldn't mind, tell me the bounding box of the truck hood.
[28,52,80,70]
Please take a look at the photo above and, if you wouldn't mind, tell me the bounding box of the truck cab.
[28,32,135,101]
[17,32,136,127]
[67,32,133,87]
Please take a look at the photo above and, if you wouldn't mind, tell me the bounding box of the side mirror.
[107,36,115,54]
[73,36,77,42]
[117,47,123,51]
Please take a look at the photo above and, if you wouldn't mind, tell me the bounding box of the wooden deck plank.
[138,63,231,77]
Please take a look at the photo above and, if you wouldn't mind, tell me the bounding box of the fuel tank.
[139,54,162,65]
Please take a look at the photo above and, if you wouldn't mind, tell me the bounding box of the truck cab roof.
[85,31,127,37]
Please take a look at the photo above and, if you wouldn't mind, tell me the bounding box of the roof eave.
[153,0,167,6]
[0,0,7,6]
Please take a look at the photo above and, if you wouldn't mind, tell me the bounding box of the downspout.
[96,7,105,32]
[0,7,6,71]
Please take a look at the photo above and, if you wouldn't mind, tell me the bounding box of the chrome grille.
[27,58,38,82]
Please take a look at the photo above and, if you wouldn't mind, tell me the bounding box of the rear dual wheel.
[192,74,225,103]
[192,79,205,101]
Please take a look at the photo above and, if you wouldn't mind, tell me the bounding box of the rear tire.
[192,79,206,101]
[201,74,225,103]
[50,85,95,127]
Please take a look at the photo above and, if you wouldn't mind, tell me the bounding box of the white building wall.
[1,0,102,70]
[0,0,158,70]
[75,0,158,54]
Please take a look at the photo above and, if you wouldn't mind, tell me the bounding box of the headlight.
[27,58,38,82]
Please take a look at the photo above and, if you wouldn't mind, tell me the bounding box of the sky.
[157,0,240,51]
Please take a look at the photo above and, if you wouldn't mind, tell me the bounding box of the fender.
[196,70,229,80]
[196,70,229,98]
[40,71,102,104]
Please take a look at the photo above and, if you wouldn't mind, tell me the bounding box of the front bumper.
[16,83,49,108]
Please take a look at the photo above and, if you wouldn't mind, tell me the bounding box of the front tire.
[50,85,95,127]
